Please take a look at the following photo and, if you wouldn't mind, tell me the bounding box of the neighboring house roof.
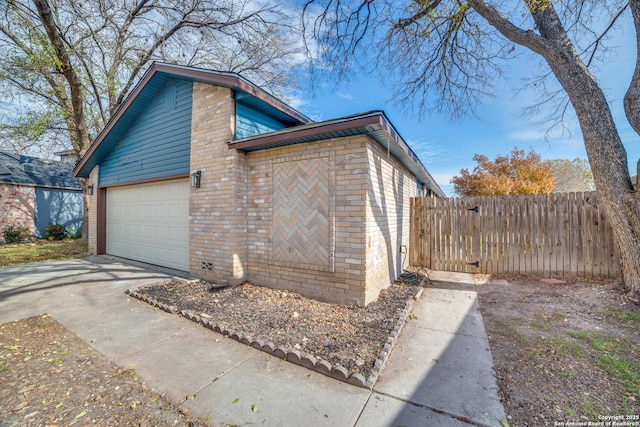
[74,62,444,197]
[74,62,310,178]
[231,110,445,197]
[0,152,82,191]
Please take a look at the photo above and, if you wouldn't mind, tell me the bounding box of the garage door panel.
[106,179,189,271]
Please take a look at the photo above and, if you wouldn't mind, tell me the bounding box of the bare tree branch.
[583,4,628,67]
[625,0,640,135]
[302,0,640,294]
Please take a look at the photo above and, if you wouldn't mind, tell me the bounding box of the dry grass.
[0,239,88,267]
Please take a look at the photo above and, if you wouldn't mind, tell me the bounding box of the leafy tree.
[0,0,300,158]
[0,0,301,238]
[303,0,640,295]
[545,158,595,193]
[451,148,555,196]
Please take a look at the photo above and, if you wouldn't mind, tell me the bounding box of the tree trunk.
[34,0,92,243]
[625,0,640,135]
[541,46,640,295]
[470,0,640,295]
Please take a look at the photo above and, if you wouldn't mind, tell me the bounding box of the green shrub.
[44,223,69,240]
[3,225,31,243]
[68,227,82,239]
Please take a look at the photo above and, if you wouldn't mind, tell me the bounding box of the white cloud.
[338,93,354,101]
[428,169,459,185]
[405,138,459,165]
[507,128,545,142]
[282,92,307,111]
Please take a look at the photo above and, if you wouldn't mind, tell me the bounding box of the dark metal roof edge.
[375,112,446,198]
[74,62,311,177]
[230,111,446,197]
[0,180,82,191]
[152,63,311,124]
[230,111,384,150]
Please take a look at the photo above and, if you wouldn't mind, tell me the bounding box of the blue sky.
[293,12,639,197]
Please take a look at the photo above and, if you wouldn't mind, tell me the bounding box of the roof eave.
[230,112,446,198]
[375,113,445,198]
[74,62,311,178]
[230,112,384,151]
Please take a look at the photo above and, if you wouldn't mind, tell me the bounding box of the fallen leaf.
[11,402,28,412]
[251,403,258,413]
[232,398,239,404]
[74,410,86,420]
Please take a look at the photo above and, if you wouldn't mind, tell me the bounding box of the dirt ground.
[476,276,640,426]
[0,314,207,427]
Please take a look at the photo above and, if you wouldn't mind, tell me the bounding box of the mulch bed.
[128,279,422,387]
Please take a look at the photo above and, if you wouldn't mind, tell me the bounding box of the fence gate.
[409,193,620,279]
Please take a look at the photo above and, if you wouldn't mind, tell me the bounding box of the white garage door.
[106,179,189,271]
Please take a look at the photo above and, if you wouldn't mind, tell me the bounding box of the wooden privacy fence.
[410,192,620,279]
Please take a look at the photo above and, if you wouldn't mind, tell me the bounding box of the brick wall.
[186,85,418,305]
[364,140,418,304]
[86,168,99,253]
[245,137,369,305]
[0,184,35,242]
[84,80,423,306]
[189,82,248,284]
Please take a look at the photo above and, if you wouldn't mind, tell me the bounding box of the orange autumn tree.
[451,148,555,196]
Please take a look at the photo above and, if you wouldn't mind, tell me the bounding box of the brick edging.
[125,280,425,389]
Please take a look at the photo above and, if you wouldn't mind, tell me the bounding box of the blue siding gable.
[99,80,193,185]
[236,102,287,139]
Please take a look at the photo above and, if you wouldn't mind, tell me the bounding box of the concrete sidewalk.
[0,257,506,426]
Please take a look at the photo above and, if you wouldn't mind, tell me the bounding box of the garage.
[106,179,189,271]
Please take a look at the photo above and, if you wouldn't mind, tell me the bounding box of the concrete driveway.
[0,256,506,426]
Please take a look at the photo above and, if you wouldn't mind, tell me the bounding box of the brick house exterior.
[75,63,444,306]
[0,184,34,239]
[0,152,83,242]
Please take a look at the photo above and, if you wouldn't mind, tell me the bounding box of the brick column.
[86,167,99,253]
[189,83,247,284]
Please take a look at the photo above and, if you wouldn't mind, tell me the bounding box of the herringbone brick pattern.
[272,157,330,268]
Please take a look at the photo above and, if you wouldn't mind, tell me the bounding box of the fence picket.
[410,192,619,279]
